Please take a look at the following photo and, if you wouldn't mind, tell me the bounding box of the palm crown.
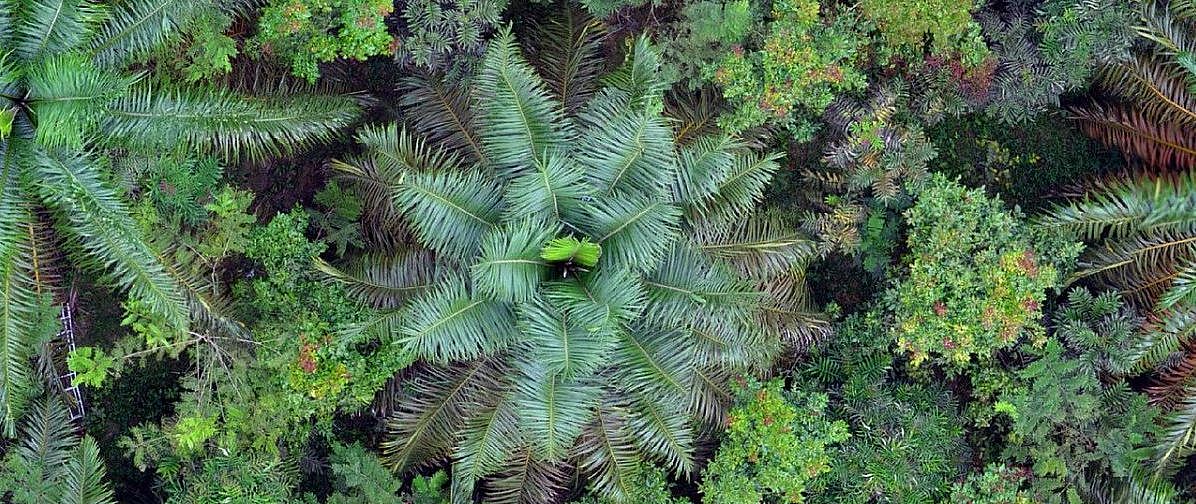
[0,0,359,434]
[322,29,821,501]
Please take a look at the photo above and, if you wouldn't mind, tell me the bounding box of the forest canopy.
[2,0,1196,502]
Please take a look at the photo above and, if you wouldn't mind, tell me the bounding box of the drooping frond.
[694,210,816,280]
[575,96,677,198]
[641,243,758,330]
[104,83,361,162]
[526,7,607,115]
[1153,384,1196,472]
[757,270,828,351]
[572,398,640,500]
[32,148,188,330]
[519,297,611,379]
[0,141,35,437]
[89,0,217,68]
[626,391,695,477]
[452,393,523,487]
[484,447,567,504]
[316,251,438,310]
[574,196,680,272]
[11,0,102,61]
[1071,102,1196,169]
[25,54,128,149]
[398,73,486,163]
[398,276,517,364]
[382,360,506,473]
[514,360,599,461]
[502,152,591,223]
[394,168,503,259]
[474,28,572,179]
[471,219,555,303]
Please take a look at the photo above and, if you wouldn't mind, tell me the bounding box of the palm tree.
[319,28,822,502]
[1041,171,1196,474]
[1070,1,1196,169]
[0,394,116,504]
[0,0,360,434]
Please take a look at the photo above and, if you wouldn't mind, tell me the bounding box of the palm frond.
[502,151,591,223]
[452,393,523,485]
[59,436,117,504]
[398,73,487,163]
[572,397,640,500]
[514,360,598,462]
[11,0,102,61]
[13,395,75,486]
[641,243,758,331]
[613,323,696,398]
[26,54,128,149]
[527,7,607,115]
[104,83,361,162]
[1128,306,1196,372]
[0,141,36,436]
[1153,383,1196,472]
[382,359,505,473]
[398,276,517,365]
[315,250,438,310]
[519,297,612,379]
[574,195,680,272]
[32,148,188,330]
[543,268,646,335]
[89,0,217,68]
[694,210,816,280]
[1071,102,1196,169]
[471,219,555,303]
[669,134,736,208]
[601,35,670,113]
[626,391,695,477]
[474,28,572,179]
[575,96,677,199]
[484,447,567,504]
[692,151,782,226]
[394,167,503,259]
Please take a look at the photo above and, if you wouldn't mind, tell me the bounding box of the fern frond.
[104,83,361,162]
[474,28,572,179]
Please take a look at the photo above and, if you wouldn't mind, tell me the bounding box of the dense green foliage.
[4,0,1195,502]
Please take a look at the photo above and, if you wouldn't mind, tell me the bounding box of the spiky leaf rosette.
[322,29,820,502]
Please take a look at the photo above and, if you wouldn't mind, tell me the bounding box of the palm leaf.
[572,397,640,500]
[382,360,505,473]
[502,151,591,223]
[484,447,567,504]
[1153,384,1196,472]
[58,436,117,504]
[12,0,102,61]
[626,391,695,477]
[519,297,612,379]
[452,393,523,486]
[394,167,503,259]
[398,73,486,163]
[692,151,782,226]
[89,0,218,68]
[474,28,572,180]
[601,35,670,113]
[104,83,361,162]
[694,210,817,280]
[32,148,188,330]
[398,276,517,365]
[1071,102,1196,169]
[315,250,438,310]
[0,140,35,436]
[575,97,677,199]
[574,195,680,272]
[26,54,128,149]
[514,360,598,462]
[613,323,696,397]
[669,134,737,208]
[526,7,607,115]
[543,268,646,334]
[471,219,555,303]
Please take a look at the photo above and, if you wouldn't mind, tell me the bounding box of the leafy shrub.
[858,0,988,67]
[572,466,690,504]
[949,464,1039,504]
[703,0,866,138]
[883,174,1080,368]
[393,0,508,73]
[251,0,395,82]
[660,0,756,87]
[700,380,848,504]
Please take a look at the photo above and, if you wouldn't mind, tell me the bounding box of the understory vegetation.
[3,0,1196,502]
